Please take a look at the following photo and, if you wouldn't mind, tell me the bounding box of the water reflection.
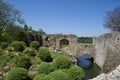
[77,54,101,80]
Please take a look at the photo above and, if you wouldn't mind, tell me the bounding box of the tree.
[24,25,29,31]
[104,7,120,31]
[0,0,24,34]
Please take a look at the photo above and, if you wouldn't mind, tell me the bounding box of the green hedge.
[38,62,55,74]
[6,67,31,80]
[24,48,36,57]
[11,41,26,52]
[1,42,9,50]
[16,56,32,70]
[49,70,68,80]
[33,74,52,80]
[38,48,52,62]
[68,66,85,80]
[30,41,39,50]
[55,55,72,69]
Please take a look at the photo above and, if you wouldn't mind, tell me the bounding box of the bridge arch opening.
[60,39,69,49]
[77,54,101,80]
[77,54,94,68]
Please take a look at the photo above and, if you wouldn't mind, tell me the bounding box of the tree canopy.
[0,0,24,33]
[104,7,120,31]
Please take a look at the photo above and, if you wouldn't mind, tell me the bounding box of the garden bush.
[68,66,85,80]
[38,62,55,74]
[33,74,45,80]
[6,67,31,80]
[11,41,26,52]
[1,42,9,50]
[7,47,13,52]
[33,74,53,80]
[16,56,32,69]
[30,41,39,50]
[55,55,72,69]
[38,48,52,62]
[24,48,36,57]
[49,70,68,80]
[43,75,53,80]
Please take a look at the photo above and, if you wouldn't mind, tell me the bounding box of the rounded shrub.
[49,70,68,80]
[43,75,53,80]
[55,55,72,69]
[11,41,26,52]
[16,56,32,69]
[38,62,55,74]
[7,47,14,52]
[68,66,85,80]
[33,74,45,80]
[24,48,36,57]
[33,74,53,80]
[38,48,52,62]
[6,67,31,80]
[1,42,9,50]
[30,41,39,50]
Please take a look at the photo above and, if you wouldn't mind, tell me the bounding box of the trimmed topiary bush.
[24,48,36,57]
[55,55,72,69]
[11,41,26,52]
[33,74,53,80]
[68,66,85,80]
[16,56,32,70]
[6,67,31,80]
[30,41,39,50]
[49,70,68,80]
[43,75,53,80]
[38,62,55,74]
[33,74,45,80]
[1,42,9,50]
[38,48,52,62]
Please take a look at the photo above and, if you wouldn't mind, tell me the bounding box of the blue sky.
[4,0,120,37]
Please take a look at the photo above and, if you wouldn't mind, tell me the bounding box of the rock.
[91,65,120,80]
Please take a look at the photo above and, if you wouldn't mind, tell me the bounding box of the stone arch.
[60,39,69,49]
[77,54,93,68]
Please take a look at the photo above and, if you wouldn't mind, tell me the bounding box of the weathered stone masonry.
[26,32,120,73]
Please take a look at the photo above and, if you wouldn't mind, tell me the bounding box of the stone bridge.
[27,32,120,73]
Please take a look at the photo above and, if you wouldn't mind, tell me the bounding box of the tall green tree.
[0,0,25,34]
[104,7,120,31]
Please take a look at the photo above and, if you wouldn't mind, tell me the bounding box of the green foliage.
[68,66,85,80]
[77,37,92,43]
[33,74,45,80]
[55,55,72,69]
[33,74,53,80]
[43,75,53,80]
[38,62,55,74]
[7,47,13,52]
[24,48,36,57]
[6,67,31,80]
[30,41,39,50]
[11,41,26,52]
[0,42,9,50]
[49,70,68,80]
[32,28,46,34]
[38,48,52,62]
[16,56,32,69]
[0,0,24,34]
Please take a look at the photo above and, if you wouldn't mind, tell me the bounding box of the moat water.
[77,54,101,80]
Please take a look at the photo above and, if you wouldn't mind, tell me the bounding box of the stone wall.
[93,32,120,72]
[91,64,120,80]
[42,34,77,55]
[76,43,95,58]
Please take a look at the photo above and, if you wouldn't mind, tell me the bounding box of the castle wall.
[93,32,120,72]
